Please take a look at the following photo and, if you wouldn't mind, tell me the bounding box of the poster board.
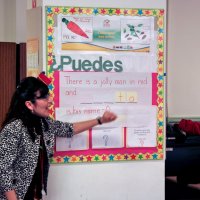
[27,38,40,76]
[45,7,164,163]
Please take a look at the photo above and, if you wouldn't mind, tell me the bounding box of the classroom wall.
[1,0,166,199]
[0,0,27,43]
[16,0,27,43]
[167,0,200,119]
[2,0,200,199]
[0,1,6,41]
[0,0,16,42]
[39,1,166,200]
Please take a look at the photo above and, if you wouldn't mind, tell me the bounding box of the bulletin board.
[45,7,165,163]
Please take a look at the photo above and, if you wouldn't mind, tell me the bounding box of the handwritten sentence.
[64,89,138,103]
[64,76,148,87]
[65,105,111,115]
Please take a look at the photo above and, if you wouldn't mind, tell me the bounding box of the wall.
[3,0,200,198]
[0,0,16,42]
[16,0,27,43]
[40,1,166,200]
[47,161,164,200]
[167,0,200,119]
[0,1,6,41]
[0,0,166,199]
[0,0,27,43]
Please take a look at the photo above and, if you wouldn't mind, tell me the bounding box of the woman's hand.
[5,190,18,200]
[100,111,117,124]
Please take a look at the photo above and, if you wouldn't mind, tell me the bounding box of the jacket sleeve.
[46,118,74,138]
[0,120,22,193]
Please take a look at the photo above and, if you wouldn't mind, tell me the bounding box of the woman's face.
[25,91,53,118]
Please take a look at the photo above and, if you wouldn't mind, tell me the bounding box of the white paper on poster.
[126,106,157,147]
[55,105,120,129]
[53,51,157,73]
[61,16,93,43]
[92,127,123,149]
[56,15,155,53]
[53,14,157,72]
[55,104,157,128]
[120,105,157,127]
[56,131,89,151]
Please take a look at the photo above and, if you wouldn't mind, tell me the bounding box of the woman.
[0,76,117,200]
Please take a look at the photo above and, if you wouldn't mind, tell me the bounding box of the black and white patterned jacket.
[0,118,73,200]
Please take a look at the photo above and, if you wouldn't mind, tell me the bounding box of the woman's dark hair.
[1,77,49,140]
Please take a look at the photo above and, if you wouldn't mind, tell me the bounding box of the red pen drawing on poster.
[32,0,36,8]
[62,18,89,38]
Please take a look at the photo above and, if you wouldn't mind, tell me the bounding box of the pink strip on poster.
[54,71,60,108]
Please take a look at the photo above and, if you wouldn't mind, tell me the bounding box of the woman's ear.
[25,101,34,112]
